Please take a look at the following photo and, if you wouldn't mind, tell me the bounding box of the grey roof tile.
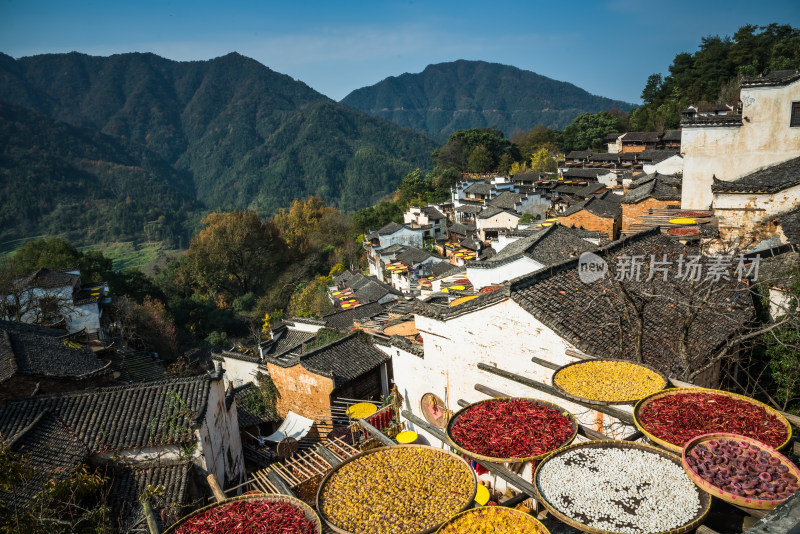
[0,375,212,452]
[487,192,523,210]
[299,335,390,388]
[740,69,800,87]
[712,156,800,194]
[509,229,753,376]
[323,302,387,331]
[463,182,493,195]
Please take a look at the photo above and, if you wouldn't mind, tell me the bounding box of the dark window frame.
[791,102,800,127]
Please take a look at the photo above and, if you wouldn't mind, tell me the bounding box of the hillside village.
[1,66,800,533]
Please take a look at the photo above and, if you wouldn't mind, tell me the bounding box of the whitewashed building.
[681,69,800,209]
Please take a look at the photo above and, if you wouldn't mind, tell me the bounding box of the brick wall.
[622,198,680,232]
[558,211,619,240]
[266,362,334,420]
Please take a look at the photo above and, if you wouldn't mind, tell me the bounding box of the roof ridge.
[299,332,358,359]
[509,227,663,291]
[0,373,211,404]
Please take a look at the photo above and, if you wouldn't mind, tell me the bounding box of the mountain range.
[341,60,634,141]
[0,52,631,247]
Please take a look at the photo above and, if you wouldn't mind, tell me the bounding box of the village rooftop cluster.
[1,70,799,532]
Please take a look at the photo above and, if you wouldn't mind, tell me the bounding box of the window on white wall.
[791,102,800,127]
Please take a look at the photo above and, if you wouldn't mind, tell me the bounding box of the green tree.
[181,211,288,299]
[562,111,621,152]
[467,145,494,173]
[288,276,335,318]
[12,238,84,274]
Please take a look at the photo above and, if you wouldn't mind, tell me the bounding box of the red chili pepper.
[450,399,573,458]
[175,500,316,533]
[639,392,788,449]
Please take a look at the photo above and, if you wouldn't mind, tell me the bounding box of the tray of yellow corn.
[551,358,669,405]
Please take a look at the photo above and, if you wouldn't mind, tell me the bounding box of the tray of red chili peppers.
[682,433,800,510]
[634,387,793,454]
[445,397,578,463]
[164,493,322,534]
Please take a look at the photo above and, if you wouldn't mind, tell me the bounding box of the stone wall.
[558,211,618,240]
[266,361,334,420]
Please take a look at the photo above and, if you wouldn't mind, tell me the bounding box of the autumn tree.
[114,296,178,358]
[181,211,288,300]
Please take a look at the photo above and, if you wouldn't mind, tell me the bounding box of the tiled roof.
[589,153,620,162]
[353,279,402,303]
[565,150,594,159]
[740,69,800,87]
[781,207,800,244]
[333,270,356,285]
[2,410,90,505]
[290,316,326,326]
[233,382,279,426]
[448,222,476,235]
[19,268,80,290]
[487,192,523,210]
[576,183,607,198]
[560,194,622,219]
[662,130,682,142]
[622,174,682,204]
[682,114,743,127]
[323,301,386,331]
[606,133,623,141]
[108,350,166,383]
[375,221,404,235]
[509,229,753,376]
[374,335,424,357]
[456,205,482,214]
[107,460,192,532]
[0,321,110,383]
[637,150,679,163]
[712,156,800,194]
[622,132,663,143]
[421,206,446,220]
[379,243,407,255]
[562,168,611,179]
[757,251,800,290]
[431,262,462,279]
[299,335,390,388]
[470,226,594,270]
[0,375,212,452]
[262,328,316,358]
[395,246,435,266]
[478,206,518,220]
[463,182,493,195]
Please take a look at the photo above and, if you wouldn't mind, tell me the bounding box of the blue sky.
[1,0,797,103]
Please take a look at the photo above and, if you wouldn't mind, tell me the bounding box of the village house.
[711,155,800,248]
[0,373,242,525]
[557,191,623,240]
[451,178,516,211]
[262,334,390,421]
[404,205,447,239]
[681,69,800,210]
[561,168,618,188]
[466,224,596,290]
[3,268,111,338]
[0,320,115,399]
[620,173,683,235]
[383,229,753,450]
[387,247,447,294]
[475,206,522,241]
[486,191,549,221]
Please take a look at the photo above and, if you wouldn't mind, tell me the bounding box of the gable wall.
[681,80,800,209]
[266,361,335,420]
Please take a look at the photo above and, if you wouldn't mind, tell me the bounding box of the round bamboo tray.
[315,444,477,534]
[445,397,578,464]
[633,387,793,454]
[533,440,711,534]
[681,433,800,510]
[163,493,322,534]
[436,506,550,533]
[550,358,669,406]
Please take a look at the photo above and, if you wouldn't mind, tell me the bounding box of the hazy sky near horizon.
[1,1,797,104]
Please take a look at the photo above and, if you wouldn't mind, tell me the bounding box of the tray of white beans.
[534,441,711,534]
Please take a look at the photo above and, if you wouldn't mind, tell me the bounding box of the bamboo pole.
[141,499,160,534]
[357,418,395,447]
[206,474,226,503]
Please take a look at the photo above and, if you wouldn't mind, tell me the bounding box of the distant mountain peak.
[341,59,634,141]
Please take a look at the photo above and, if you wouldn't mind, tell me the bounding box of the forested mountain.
[0,101,197,245]
[0,51,437,223]
[341,60,634,142]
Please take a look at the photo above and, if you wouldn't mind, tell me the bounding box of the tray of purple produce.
[682,433,800,510]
